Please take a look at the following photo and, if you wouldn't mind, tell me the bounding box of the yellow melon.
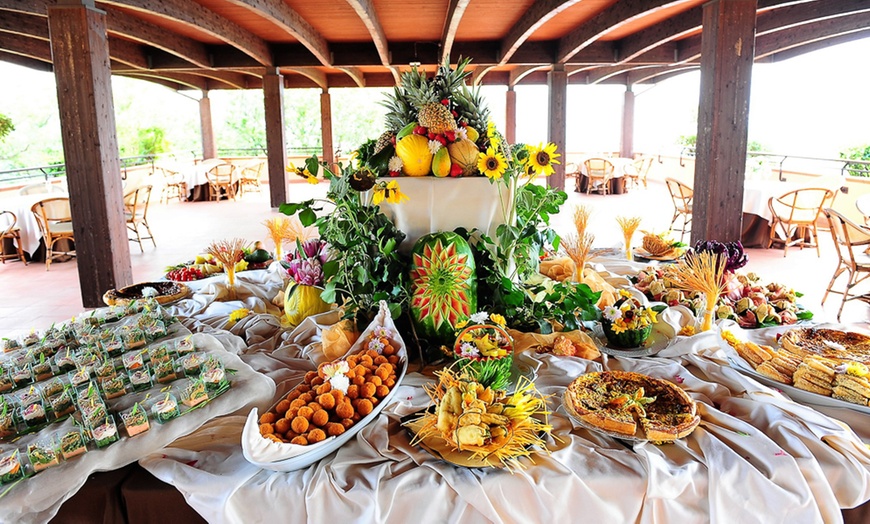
[396,134,433,176]
[447,138,480,176]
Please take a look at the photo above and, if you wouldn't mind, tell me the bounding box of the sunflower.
[372,180,409,205]
[287,162,319,184]
[477,147,508,180]
[526,142,561,176]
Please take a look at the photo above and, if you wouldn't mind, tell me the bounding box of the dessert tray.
[102,281,191,306]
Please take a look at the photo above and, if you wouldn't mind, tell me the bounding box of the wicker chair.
[856,193,870,227]
[767,187,833,257]
[626,156,653,190]
[205,162,238,201]
[0,211,27,265]
[665,178,693,242]
[238,159,265,197]
[157,166,187,203]
[821,208,870,321]
[124,185,156,252]
[583,158,615,195]
[31,197,75,271]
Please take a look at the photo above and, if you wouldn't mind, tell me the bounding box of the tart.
[102,281,190,307]
[565,370,699,442]
[780,327,870,364]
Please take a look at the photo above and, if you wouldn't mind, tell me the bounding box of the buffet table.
[93,266,869,523]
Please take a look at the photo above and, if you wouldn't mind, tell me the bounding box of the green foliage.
[137,126,169,156]
[279,157,409,321]
[0,113,13,142]
[677,134,696,148]
[840,144,870,177]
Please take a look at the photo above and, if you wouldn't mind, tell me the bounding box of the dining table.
[158,159,233,201]
[574,157,636,194]
[740,179,839,248]
[0,191,71,257]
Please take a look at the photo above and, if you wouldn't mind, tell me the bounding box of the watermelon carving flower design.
[410,239,473,331]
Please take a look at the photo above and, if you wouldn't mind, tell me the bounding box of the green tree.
[840,144,870,177]
[137,126,169,156]
[0,113,13,142]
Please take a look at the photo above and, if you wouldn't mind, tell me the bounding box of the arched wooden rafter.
[440,0,471,64]
[345,0,398,84]
[500,0,581,65]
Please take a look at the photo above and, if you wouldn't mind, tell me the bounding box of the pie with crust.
[103,281,190,306]
[565,370,699,441]
[779,327,870,364]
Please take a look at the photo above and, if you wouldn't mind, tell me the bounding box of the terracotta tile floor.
[0,178,866,337]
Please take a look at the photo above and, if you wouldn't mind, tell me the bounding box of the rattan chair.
[821,208,870,321]
[124,185,156,252]
[31,197,75,271]
[205,162,237,201]
[856,193,870,227]
[767,187,833,257]
[238,159,265,197]
[626,156,653,190]
[157,166,187,203]
[665,178,693,242]
[583,158,615,195]
[0,211,27,265]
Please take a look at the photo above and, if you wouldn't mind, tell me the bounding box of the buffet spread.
[3,60,869,523]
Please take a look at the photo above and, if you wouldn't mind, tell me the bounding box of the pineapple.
[373,130,394,154]
[417,103,456,134]
[379,86,417,133]
[453,84,491,142]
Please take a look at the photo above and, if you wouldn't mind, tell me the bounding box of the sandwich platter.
[717,324,870,416]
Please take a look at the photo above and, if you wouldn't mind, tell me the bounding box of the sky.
[1,36,869,165]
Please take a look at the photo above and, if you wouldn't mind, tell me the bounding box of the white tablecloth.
[135,259,870,524]
[578,157,635,178]
[160,159,229,190]
[743,179,840,223]
[0,192,69,255]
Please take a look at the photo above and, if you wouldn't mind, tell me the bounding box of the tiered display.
[0,300,232,486]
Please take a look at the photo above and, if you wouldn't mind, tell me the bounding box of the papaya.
[432,147,451,178]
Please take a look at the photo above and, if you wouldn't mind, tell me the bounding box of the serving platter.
[632,247,685,262]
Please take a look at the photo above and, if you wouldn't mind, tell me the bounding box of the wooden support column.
[505,87,517,144]
[48,0,132,308]
[620,85,635,158]
[320,89,334,168]
[199,91,217,159]
[692,0,757,244]
[547,65,567,190]
[263,69,287,208]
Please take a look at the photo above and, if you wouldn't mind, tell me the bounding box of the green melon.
[409,232,477,345]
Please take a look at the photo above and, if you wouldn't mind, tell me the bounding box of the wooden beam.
[617,6,702,64]
[286,66,327,89]
[106,35,148,69]
[200,91,217,159]
[48,1,132,307]
[320,90,334,168]
[692,0,757,245]
[338,66,366,88]
[509,65,545,87]
[501,0,580,64]
[263,69,287,208]
[755,11,870,59]
[505,87,516,144]
[759,29,870,62]
[121,71,208,90]
[756,0,870,36]
[116,72,185,90]
[472,65,497,86]
[547,64,567,190]
[0,10,49,39]
[345,0,391,69]
[440,0,471,64]
[0,0,50,15]
[103,6,210,68]
[586,64,661,84]
[0,32,52,63]
[628,65,697,84]
[0,50,52,71]
[224,0,330,66]
[101,0,272,66]
[191,70,250,89]
[557,0,681,63]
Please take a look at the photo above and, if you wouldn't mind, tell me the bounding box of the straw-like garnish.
[573,205,592,237]
[262,217,292,260]
[562,232,595,282]
[663,251,726,331]
[206,238,249,293]
[616,216,642,261]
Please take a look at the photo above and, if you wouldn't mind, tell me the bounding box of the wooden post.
[48,1,132,308]
[263,69,287,208]
[320,89,334,168]
[547,65,567,190]
[692,0,757,244]
[199,91,217,159]
[505,87,517,144]
[620,85,635,158]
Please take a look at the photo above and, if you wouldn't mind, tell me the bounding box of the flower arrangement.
[600,290,658,348]
[450,311,514,390]
[284,238,332,287]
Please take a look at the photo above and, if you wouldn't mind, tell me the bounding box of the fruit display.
[164,242,272,282]
[358,58,492,178]
[409,232,477,345]
[258,333,402,446]
[406,368,551,471]
[451,313,513,390]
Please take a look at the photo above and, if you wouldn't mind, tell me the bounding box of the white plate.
[717,328,870,416]
[632,247,685,262]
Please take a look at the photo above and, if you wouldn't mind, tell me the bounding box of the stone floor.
[0,177,867,337]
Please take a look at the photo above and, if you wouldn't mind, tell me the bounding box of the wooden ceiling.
[1,0,869,91]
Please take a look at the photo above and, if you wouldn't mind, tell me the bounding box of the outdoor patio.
[1,176,865,337]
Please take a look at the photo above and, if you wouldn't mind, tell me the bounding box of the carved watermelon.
[409,232,477,344]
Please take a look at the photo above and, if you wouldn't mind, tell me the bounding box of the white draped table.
[132,264,870,523]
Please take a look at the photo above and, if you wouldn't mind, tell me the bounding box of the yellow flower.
[489,313,506,327]
[679,325,696,337]
[304,169,318,185]
[611,323,626,334]
[526,142,561,176]
[385,180,409,204]
[455,319,469,330]
[477,147,508,180]
[228,308,251,324]
[286,162,297,173]
[618,289,632,298]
